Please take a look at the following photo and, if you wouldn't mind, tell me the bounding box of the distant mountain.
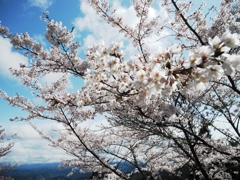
[2,162,91,180]
[2,161,187,180]
[14,162,62,170]
[1,161,139,180]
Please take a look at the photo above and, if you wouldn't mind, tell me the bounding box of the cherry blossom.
[1,0,240,179]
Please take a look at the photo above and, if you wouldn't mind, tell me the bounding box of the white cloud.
[80,114,110,131]
[0,37,28,79]
[211,116,236,139]
[1,115,109,164]
[2,122,72,164]
[74,0,171,58]
[0,36,73,89]
[32,34,47,47]
[28,0,53,9]
[112,1,138,28]
[74,1,126,48]
[2,139,71,164]
[40,72,73,89]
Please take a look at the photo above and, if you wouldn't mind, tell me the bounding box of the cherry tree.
[1,0,240,179]
[0,126,16,180]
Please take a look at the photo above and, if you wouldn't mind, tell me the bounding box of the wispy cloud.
[28,0,54,10]
[0,37,28,79]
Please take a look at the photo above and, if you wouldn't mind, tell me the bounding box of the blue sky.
[0,0,84,164]
[0,0,222,165]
